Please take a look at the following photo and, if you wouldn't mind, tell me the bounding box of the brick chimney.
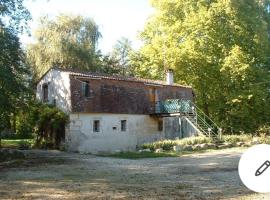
[166,69,174,85]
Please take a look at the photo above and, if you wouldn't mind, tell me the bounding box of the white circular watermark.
[238,144,270,193]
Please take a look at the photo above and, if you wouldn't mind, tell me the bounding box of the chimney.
[166,69,174,85]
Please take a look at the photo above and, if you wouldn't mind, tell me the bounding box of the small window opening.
[82,81,90,97]
[158,120,163,131]
[93,120,100,132]
[42,84,48,102]
[121,120,127,132]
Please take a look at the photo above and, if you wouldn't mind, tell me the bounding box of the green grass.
[0,139,34,149]
[99,151,179,159]
[99,147,248,159]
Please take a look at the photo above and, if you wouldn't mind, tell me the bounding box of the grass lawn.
[99,147,247,159]
[99,151,179,159]
[0,139,34,149]
[99,150,202,159]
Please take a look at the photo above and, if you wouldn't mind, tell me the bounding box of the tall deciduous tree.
[111,37,132,75]
[135,0,270,133]
[0,0,31,137]
[27,14,101,79]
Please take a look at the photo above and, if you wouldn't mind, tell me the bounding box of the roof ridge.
[48,67,192,88]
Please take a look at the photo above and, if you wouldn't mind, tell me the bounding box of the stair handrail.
[186,99,220,130]
[180,98,221,137]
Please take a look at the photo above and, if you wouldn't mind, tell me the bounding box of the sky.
[21,0,154,54]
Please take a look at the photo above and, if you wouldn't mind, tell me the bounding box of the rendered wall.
[65,113,165,153]
[36,69,71,113]
[164,117,199,139]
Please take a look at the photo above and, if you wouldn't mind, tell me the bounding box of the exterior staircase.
[150,99,222,139]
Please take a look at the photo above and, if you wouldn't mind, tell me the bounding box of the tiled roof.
[42,67,192,88]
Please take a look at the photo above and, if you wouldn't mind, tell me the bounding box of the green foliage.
[133,0,270,133]
[256,124,270,135]
[111,37,133,75]
[100,151,177,159]
[142,136,213,151]
[98,54,123,75]
[33,103,69,148]
[27,14,102,80]
[220,134,252,144]
[15,111,35,139]
[1,100,68,148]
[1,139,34,149]
[0,0,31,136]
[178,136,213,146]
[0,0,31,33]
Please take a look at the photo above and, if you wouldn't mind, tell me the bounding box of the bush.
[220,134,252,144]
[0,129,16,139]
[34,104,68,148]
[141,134,270,152]
[142,136,213,151]
[256,124,270,136]
[16,117,34,139]
[177,136,213,146]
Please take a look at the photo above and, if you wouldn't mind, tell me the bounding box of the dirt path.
[0,148,269,200]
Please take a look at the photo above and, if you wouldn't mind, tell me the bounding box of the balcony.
[150,99,194,116]
[150,99,222,139]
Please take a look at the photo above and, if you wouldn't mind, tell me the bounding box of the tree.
[0,0,31,144]
[27,14,102,80]
[111,37,132,75]
[134,0,270,133]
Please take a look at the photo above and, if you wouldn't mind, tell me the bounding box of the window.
[121,120,127,132]
[158,120,163,131]
[82,81,90,97]
[42,84,48,102]
[93,120,100,132]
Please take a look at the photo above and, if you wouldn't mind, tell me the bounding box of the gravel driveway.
[0,148,269,200]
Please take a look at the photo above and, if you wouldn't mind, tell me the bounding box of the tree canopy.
[0,0,31,132]
[134,0,270,133]
[27,14,102,79]
[111,37,132,75]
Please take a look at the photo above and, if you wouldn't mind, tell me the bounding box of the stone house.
[36,68,199,153]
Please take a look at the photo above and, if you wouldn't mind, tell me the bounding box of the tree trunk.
[12,112,16,133]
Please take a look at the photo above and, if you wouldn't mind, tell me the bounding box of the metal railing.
[150,99,193,114]
[150,99,222,138]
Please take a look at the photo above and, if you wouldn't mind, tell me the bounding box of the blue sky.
[22,0,154,54]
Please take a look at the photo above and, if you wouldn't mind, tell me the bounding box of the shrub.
[16,116,34,139]
[221,134,252,144]
[256,124,270,136]
[177,136,213,146]
[34,104,68,148]
[142,136,213,151]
